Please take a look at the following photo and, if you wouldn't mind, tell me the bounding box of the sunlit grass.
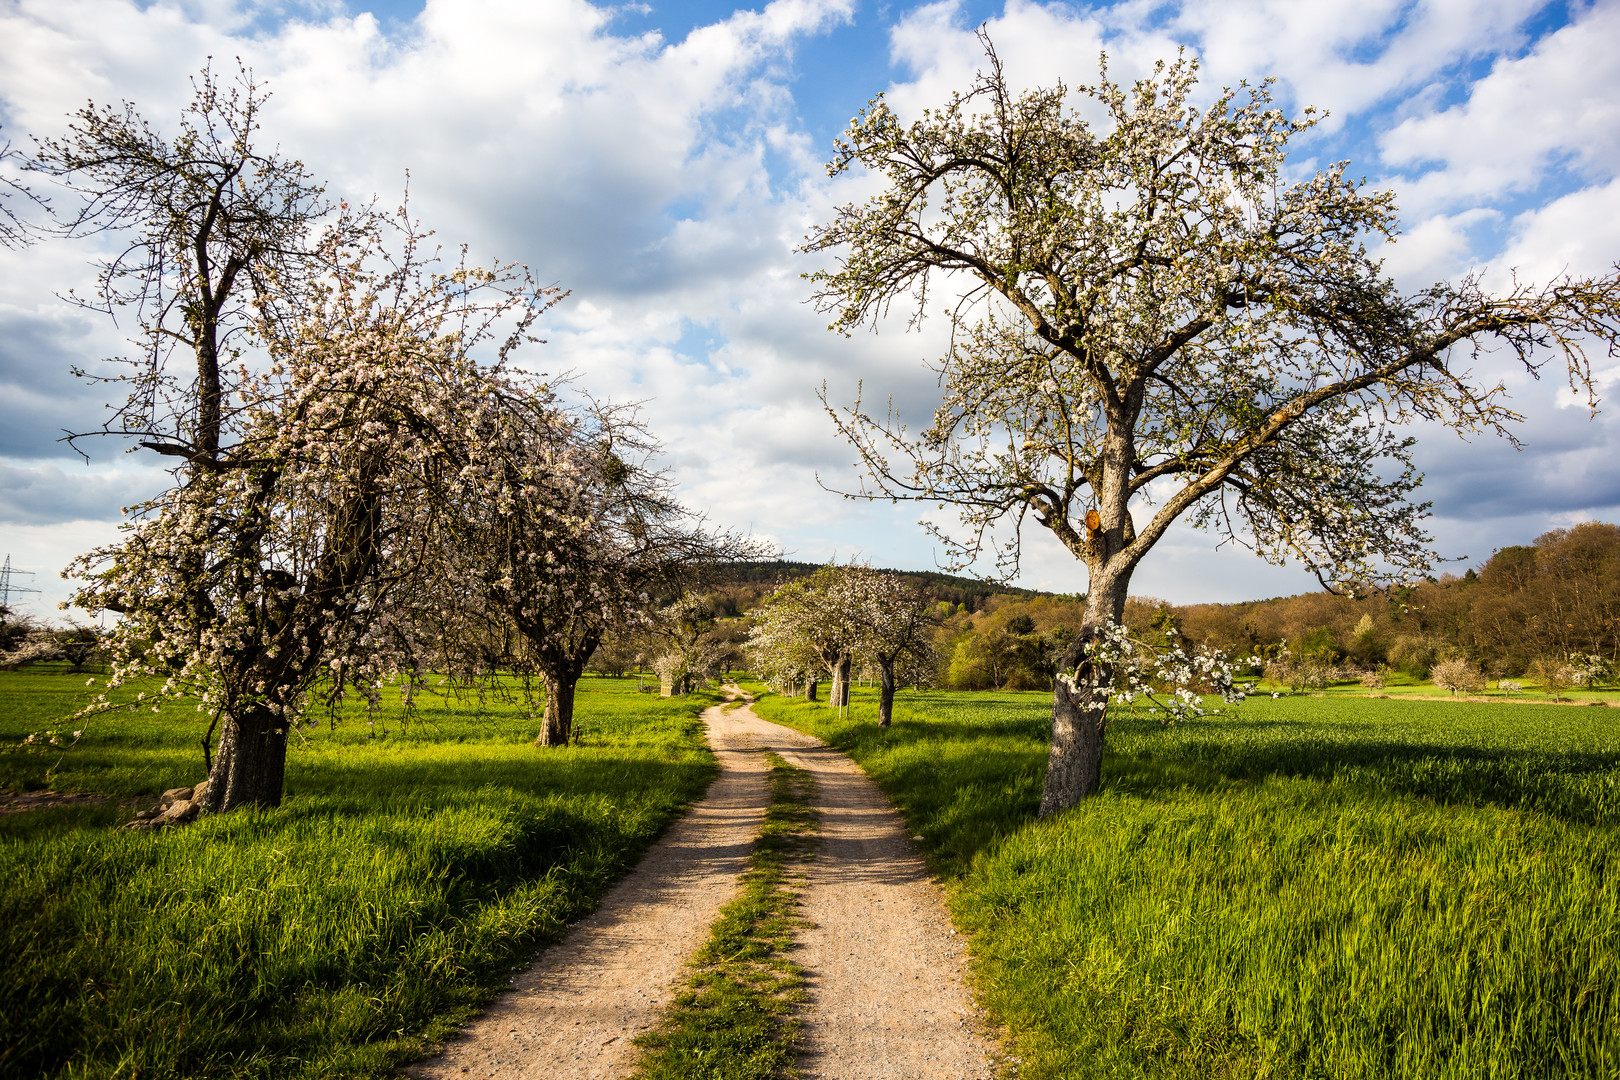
[752,686,1620,1080]
[0,668,720,1079]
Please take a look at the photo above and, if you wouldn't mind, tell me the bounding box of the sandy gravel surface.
[409,696,999,1080]
[719,707,999,1080]
[408,701,773,1080]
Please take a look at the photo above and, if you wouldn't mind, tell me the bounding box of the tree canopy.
[805,36,1620,812]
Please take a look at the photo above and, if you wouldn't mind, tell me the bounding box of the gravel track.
[408,695,998,1080]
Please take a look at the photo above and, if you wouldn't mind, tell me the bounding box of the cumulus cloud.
[1380,1,1620,211]
[0,0,1615,619]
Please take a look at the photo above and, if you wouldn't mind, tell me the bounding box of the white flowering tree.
[68,213,561,811]
[805,37,1620,814]
[38,63,572,811]
[650,593,724,697]
[845,567,935,726]
[748,566,866,707]
[451,404,758,745]
[748,564,935,723]
[746,579,828,698]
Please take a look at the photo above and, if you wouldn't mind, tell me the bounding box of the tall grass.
[0,669,720,1079]
[751,687,1620,1079]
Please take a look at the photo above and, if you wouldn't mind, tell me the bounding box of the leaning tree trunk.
[535,672,580,747]
[1038,579,1127,816]
[877,660,896,727]
[199,702,288,812]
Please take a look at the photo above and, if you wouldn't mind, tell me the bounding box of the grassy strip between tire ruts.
[631,750,819,1080]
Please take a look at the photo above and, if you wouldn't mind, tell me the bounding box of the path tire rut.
[408,697,998,1080]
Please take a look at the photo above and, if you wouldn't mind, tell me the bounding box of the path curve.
[409,696,998,1080]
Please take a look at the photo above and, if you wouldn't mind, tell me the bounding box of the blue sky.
[2,0,1619,619]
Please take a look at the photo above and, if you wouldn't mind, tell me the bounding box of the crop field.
[749,684,1620,1080]
[0,668,718,1080]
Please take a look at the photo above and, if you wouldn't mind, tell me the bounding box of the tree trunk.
[535,673,578,747]
[1039,669,1107,815]
[804,677,818,701]
[199,703,288,812]
[1038,575,1128,816]
[829,654,851,708]
[878,660,896,727]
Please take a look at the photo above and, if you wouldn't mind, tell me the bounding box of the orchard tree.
[453,402,759,746]
[752,565,866,707]
[69,212,562,811]
[805,37,1620,813]
[39,62,567,811]
[847,568,935,726]
[747,578,829,698]
[652,592,724,697]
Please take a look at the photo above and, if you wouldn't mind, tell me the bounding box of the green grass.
[631,750,818,1080]
[0,668,721,1079]
[751,686,1620,1080]
[1254,672,1620,704]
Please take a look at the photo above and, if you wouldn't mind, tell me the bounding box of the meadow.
[0,667,719,1080]
[748,683,1620,1080]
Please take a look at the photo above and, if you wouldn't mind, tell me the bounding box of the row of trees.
[746,564,936,726]
[11,65,749,812]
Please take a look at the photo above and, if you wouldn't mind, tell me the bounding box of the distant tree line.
[685,522,1620,696]
[1178,522,1620,687]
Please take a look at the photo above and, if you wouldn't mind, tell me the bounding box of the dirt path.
[409,697,998,1080]
[408,701,774,1080]
[719,706,999,1080]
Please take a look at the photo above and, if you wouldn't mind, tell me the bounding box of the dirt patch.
[721,709,1000,1080]
[408,696,1001,1080]
[0,789,119,814]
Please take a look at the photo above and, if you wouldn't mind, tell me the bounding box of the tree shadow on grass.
[1112,716,1620,828]
[800,698,1620,879]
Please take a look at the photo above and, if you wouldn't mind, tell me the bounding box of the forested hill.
[1174,521,1620,678]
[708,560,1047,616]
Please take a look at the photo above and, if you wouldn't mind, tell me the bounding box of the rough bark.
[535,672,580,747]
[1039,670,1107,816]
[1038,573,1128,816]
[878,661,896,727]
[804,677,819,702]
[200,703,288,812]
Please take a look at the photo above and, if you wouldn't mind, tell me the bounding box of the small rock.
[161,799,199,823]
[159,786,194,807]
[192,778,210,803]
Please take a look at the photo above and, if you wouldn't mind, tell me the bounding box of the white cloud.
[1380,0,1620,210]
[1489,174,1620,283]
[1,0,1617,613]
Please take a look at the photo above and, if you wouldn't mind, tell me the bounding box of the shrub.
[1431,657,1483,697]
[1387,635,1439,680]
